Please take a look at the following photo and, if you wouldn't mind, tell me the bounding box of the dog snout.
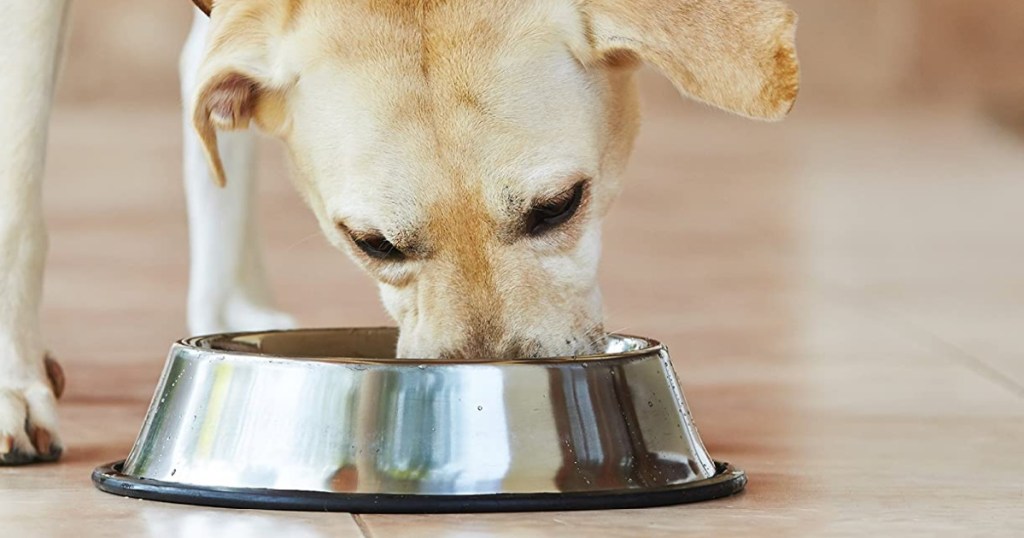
[436,340,531,361]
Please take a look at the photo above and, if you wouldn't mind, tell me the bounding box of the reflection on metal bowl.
[92,328,745,512]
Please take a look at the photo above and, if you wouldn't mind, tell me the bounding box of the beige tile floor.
[2,90,1022,536]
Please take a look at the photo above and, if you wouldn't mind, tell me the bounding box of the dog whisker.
[283,231,323,253]
[583,326,631,352]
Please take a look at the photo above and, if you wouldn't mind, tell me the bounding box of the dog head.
[190,0,799,358]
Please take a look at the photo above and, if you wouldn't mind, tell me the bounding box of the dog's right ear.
[578,0,800,120]
[190,1,293,187]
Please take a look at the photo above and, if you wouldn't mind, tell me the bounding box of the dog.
[0,0,798,464]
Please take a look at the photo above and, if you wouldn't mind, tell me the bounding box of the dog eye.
[354,234,406,261]
[525,181,585,236]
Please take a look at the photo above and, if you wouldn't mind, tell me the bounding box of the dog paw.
[0,362,63,465]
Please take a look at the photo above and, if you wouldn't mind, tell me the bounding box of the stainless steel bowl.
[93,328,744,512]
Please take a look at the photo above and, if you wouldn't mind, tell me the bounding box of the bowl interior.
[184,327,659,362]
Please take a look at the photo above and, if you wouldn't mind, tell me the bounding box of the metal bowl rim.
[177,327,666,365]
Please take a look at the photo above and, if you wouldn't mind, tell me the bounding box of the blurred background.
[21,1,1024,533]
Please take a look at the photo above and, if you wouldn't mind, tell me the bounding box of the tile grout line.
[351,513,374,538]
[891,312,1024,399]
[831,283,1024,400]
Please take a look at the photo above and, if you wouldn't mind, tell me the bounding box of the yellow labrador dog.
[0,0,798,464]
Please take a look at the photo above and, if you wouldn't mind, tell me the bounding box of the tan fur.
[190,0,799,358]
[583,0,799,119]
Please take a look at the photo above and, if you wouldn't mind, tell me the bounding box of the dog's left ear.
[192,71,277,187]
[580,0,800,120]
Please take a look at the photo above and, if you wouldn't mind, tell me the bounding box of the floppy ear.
[192,71,265,187]
[582,0,800,120]
[190,2,291,187]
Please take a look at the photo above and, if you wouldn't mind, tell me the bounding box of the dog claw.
[34,433,62,462]
[44,353,65,400]
[0,450,37,465]
[32,427,52,457]
[0,435,33,465]
[0,430,61,465]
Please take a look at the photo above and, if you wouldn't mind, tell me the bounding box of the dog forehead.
[299,0,585,52]
[291,0,590,95]
[287,0,600,228]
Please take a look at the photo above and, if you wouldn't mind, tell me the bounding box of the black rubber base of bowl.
[92,460,745,513]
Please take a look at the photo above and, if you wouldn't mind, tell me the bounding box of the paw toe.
[0,384,64,465]
[31,426,61,461]
[0,434,36,465]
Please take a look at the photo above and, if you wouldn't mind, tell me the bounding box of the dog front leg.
[0,0,69,464]
[180,11,295,335]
